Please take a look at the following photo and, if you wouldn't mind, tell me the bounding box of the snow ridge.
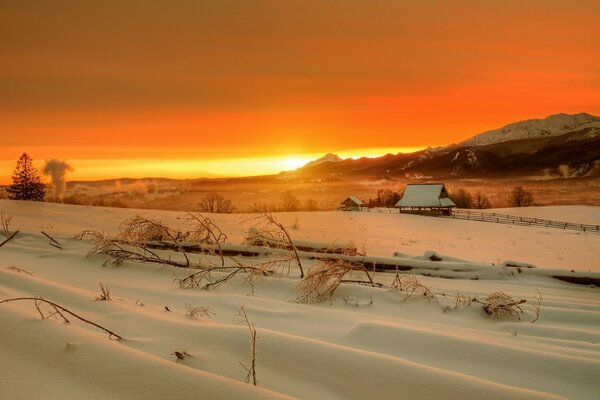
[462,112,600,147]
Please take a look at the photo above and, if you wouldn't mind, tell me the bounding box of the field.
[5,175,597,212]
[0,200,599,399]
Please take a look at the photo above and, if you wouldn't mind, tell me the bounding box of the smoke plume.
[43,159,73,201]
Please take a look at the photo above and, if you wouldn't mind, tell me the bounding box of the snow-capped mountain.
[461,113,600,147]
[303,153,343,168]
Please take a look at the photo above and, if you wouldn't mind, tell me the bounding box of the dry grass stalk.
[343,295,373,307]
[6,266,33,276]
[531,289,542,323]
[0,296,122,339]
[390,270,435,301]
[297,259,381,304]
[95,282,112,301]
[443,290,476,312]
[478,291,527,320]
[244,213,304,277]
[237,306,257,386]
[1,211,13,237]
[185,303,215,319]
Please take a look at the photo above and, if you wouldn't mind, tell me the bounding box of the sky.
[1,0,599,183]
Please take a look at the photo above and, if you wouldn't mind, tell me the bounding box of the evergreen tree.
[6,153,46,201]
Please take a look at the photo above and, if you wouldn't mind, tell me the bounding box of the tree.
[509,186,534,207]
[473,192,492,209]
[6,153,46,201]
[280,190,300,212]
[197,192,235,213]
[450,189,473,209]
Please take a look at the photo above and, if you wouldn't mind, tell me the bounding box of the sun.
[280,156,311,171]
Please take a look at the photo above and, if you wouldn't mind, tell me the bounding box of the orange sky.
[1,0,599,183]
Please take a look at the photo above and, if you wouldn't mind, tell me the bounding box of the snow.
[462,112,600,147]
[1,200,599,399]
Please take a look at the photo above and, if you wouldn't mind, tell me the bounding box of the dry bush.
[443,290,476,312]
[297,259,381,304]
[478,291,527,320]
[390,271,435,301]
[185,303,215,319]
[95,282,112,301]
[237,306,257,386]
[244,213,304,277]
[78,214,228,269]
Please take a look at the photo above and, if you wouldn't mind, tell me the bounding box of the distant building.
[395,183,455,215]
[339,196,365,211]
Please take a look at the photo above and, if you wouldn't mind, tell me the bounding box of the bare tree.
[198,192,235,213]
[450,188,473,208]
[280,190,300,212]
[509,186,534,207]
[473,192,492,209]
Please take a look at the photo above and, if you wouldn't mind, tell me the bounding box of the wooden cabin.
[394,184,455,215]
[339,196,365,211]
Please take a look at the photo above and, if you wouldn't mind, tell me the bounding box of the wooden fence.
[445,209,600,234]
[361,207,600,234]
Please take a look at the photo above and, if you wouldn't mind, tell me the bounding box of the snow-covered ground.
[0,200,599,399]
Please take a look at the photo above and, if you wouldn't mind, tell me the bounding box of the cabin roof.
[395,184,456,208]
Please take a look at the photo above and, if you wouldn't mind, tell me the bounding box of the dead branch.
[0,230,19,249]
[245,213,304,278]
[173,260,268,290]
[237,306,257,386]
[0,296,122,339]
[118,216,190,267]
[41,230,60,246]
[186,212,227,267]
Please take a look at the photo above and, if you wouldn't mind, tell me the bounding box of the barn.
[394,183,455,215]
[339,196,365,211]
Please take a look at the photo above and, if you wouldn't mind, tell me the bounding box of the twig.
[41,231,60,245]
[0,231,19,249]
[6,266,33,276]
[237,306,257,385]
[0,297,123,340]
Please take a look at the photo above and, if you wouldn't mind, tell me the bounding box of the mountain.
[461,113,600,147]
[303,153,343,168]
[293,113,600,179]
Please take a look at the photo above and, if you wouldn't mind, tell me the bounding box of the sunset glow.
[1,1,599,182]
